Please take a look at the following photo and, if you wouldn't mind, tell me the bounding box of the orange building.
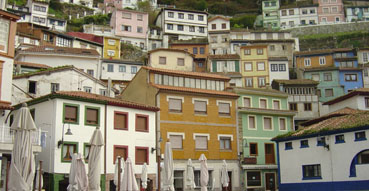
[170,38,209,72]
[294,49,336,69]
[121,66,241,190]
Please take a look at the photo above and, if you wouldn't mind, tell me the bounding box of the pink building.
[110,8,148,49]
[104,0,122,14]
[314,0,345,23]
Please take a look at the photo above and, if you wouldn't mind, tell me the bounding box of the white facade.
[358,49,369,87]
[59,0,93,8]
[280,8,300,28]
[100,60,142,81]
[27,0,48,27]
[72,39,103,57]
[327,94,369,113]
[208,16,230,32]
[345,7,369,22]
[277,129,369,186]
[47,17,67,32]
[148,28,163,51]
[12,66,115,104]
[208,17,230,55]
[83,24,114,37]
[299,6,319,26]
[268,60,289,82]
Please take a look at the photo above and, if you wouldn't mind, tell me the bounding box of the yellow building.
[148,48,195,72]
[103,36,121,59]
[240,45,270,88]
[121,66,241,191]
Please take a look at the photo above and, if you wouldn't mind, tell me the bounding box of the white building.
[83,24,114,37]
[273,109,369,191]
[15,45,101,78]
[280,7,300,28]
[147,27,163,51]
[155,8,208,48]
[13,60,50,74]
[26,0,49,27]
[323,88,369,113]
[12,65,117,104]
[268,57,289,82]
[357,48,369,88]
[208,16,231,55]
[59,0,93,8]
[299,5,319,26]
[22,91,158,190]
[345,1,369,22]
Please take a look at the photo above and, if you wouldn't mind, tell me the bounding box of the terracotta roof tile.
[148,48,195,57]
[268,57,288,61]
[66,32,103,44]
[0,101,13,110]
[208,54,240,60]
[151,84,239,97]
[142,66,231,80]
[273,79,319,85]
[208,15,230,22]
[20,45,100,56]
[300,107,360,126]
[14,61,51,69]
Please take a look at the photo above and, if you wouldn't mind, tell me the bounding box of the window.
[281,10,287,16]
[114,112,128,130]
[244,97,251,107]
[194,100,207,114]
[325,89,334,97]
[178,13,184,19]
[345,74,357,81]
[270,45,275,51]
[159,56,166,65]
[317,137,326,146]
[355,131,366,141]
[137,26,143,33]
[168,12,174,18]
[83,144,90,163]
[247,171,261,187]
[193,47,198,54]
[211,24,216,29]
[249,143,258,155]
[137,14,143,21]
[311,74,320,81]
[100,89,107,96]
[51,83,59,92]
[200,47,205,54]
[86,69,93,76]
[273,100,280,109]
[289,9,294,15]
[198,15,204,21]
[188,14,194,20]
[279,64,286,71]
[199,27,205,33]
[169,98,182,112]
[135,147,148,164]
[365,97,369,108]
[85,107,99,126]
[189,26,195,32]
[220,137,231,150]
[290,103,297,111]
[222,23,226,29]
[195,136,208,150]
[131,66,137,74]
[122,13,131,19]
[177,25,183,31]
[170,135,183,149]
[244,62,252,71]
[174,171,184,190]
[167,24,173,30]
[194,170,213,188]
[257,62,265,71]
[108,64,114,72]
[271,64,278,71]
[121,25,131,32]
[245,78,253,87]
[318,57,326,65]
[304,58,311,66]
[323,7,329,13]
[114,146,128,163]
[28,81,37,94]
[331,6,338,13]
[363,53,368,63]
[64,104,79,123]
[258,77,266,87]
[248,116,256,129]
[285,142,292,150]
[136,115,148,132]
[304,103,312,111]
[83,86,92,93]
[260,99,267,109]
[335,134,344,144]
[303,165,321,179]
[300,140,309,148]
[107,50,115,57]
[244,49,251,55]
[119,65,126,72]
[263,117,272,130]
[62,142,77,162]
[218,102,230,116]
[289,21,295,26]
[324,73,332,81]
[257,49,263,55]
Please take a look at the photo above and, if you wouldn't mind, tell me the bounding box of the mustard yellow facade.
[103,36,121,59]
[240,45,270,88]
[295,53,334,69]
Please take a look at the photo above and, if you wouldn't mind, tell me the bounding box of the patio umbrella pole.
[38,161,43,191]
[6,161,10,191]
[118,156,121,191]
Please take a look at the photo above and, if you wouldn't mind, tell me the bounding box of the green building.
[262,0,280,29]
[232,87,295,191]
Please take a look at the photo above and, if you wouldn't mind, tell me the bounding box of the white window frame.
[259,98,268,109]
[193,133,210,140]
[243,96,252,107]
[263,116,274,131]
[167,96,184,102]
[304,58,311,66]
[272,99,281,110]
[248,115,257,130]
[108,39,116,45]
[279,117,287,131]
[107,50,115,57]
[319,57,326,65]
[216,100,232,107]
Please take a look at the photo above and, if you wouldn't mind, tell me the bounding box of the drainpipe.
[104,104,107,186]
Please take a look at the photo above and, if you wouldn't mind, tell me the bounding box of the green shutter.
[212,61,217,72]
[235,60,240,72]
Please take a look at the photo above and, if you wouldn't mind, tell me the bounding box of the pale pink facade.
[314,0,345,23]
[104,0,123,14]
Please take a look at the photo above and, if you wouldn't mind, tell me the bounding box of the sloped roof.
[66,32,104,45]
[300,107,360,126]
[151,84,239,98]
[208,16,230,22]
[295,48,353,56]
[142,66,230,80]
[231,87,289,97]
[19,45,100,56]
[148,48,195,57]
[14,61,50,69]
[324,88,369,105]
[208,54,240,60]
[273,79,319,85]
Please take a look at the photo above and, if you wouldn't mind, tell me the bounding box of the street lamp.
[57,123,73,148]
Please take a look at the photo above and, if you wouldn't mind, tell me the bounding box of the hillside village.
[0,0,368,190]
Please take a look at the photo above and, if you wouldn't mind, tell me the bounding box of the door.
[222,171,232,191]
[265,173,276,191]
[265,143,275,164]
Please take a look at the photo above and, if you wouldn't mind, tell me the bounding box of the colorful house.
[262,0,280,29]
[121,67,241,191]
[103,36,121,59]
[344,0,369,22]
[233,87,295,191]
[208,15,231,55]
[208,54,242,87]
[240,45,270,88]
[313,0,345,23]
[147,48,195,72]
[357,48,369,88]
[324,88,369,113]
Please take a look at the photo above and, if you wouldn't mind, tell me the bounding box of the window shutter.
[195,136,207,150]
[136,149,147,164]
[249,116,255,129]
[260,100,267,108]
[273,101,280,109]
[114,147,127,162]
[244,98,250,107]
[114,113,127,129]
[235,61,240,72]
[218,103,230,114]
[86,108,98,124]
[65,106,77,121]
[194,100,206,113]
[280,118,286,130]
[169,99,182,112]
[170,135,183,149]
[136,116,148,131]
[212,61,217,72]
[264,118,272,130]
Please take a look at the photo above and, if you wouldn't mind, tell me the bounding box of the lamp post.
[57,123,73,148]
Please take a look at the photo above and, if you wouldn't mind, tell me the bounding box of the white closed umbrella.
[199,154,208,191]
[34,166,43,190]
[114,157,124,187]
[186,159,195,190]
[8,104,37,191]
[163,142,174,191]
[88,128,104,191]
[121,157,139,191]
[141,162,148,189]
[220,160,229,189]
[68,153,88,191]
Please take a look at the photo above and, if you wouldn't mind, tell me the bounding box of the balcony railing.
[0,125,42,146]
[243,157,257,164]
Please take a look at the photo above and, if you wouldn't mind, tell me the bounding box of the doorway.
[265,173,276,191]
[222,171,232,191]
[264,143,275,164]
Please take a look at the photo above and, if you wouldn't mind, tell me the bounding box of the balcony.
[0,125,43,153]
[243,157,257,164]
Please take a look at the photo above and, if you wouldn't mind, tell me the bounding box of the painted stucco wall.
[338,70,363,93]
[100,61,142,81]
[112,9,148,40]
[72,39,102,58]
[0,56,13,103]
[149,50,194,71]
[103,37,120,59]
[268,60,289,82]
[208,18,230,32]
[316,0,345,23]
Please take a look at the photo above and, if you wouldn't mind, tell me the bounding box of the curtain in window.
[249,116,255,129]
[244,98,250,107]
[273,101,280,109]
[260,100,266,108]
[280,118,286,130]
